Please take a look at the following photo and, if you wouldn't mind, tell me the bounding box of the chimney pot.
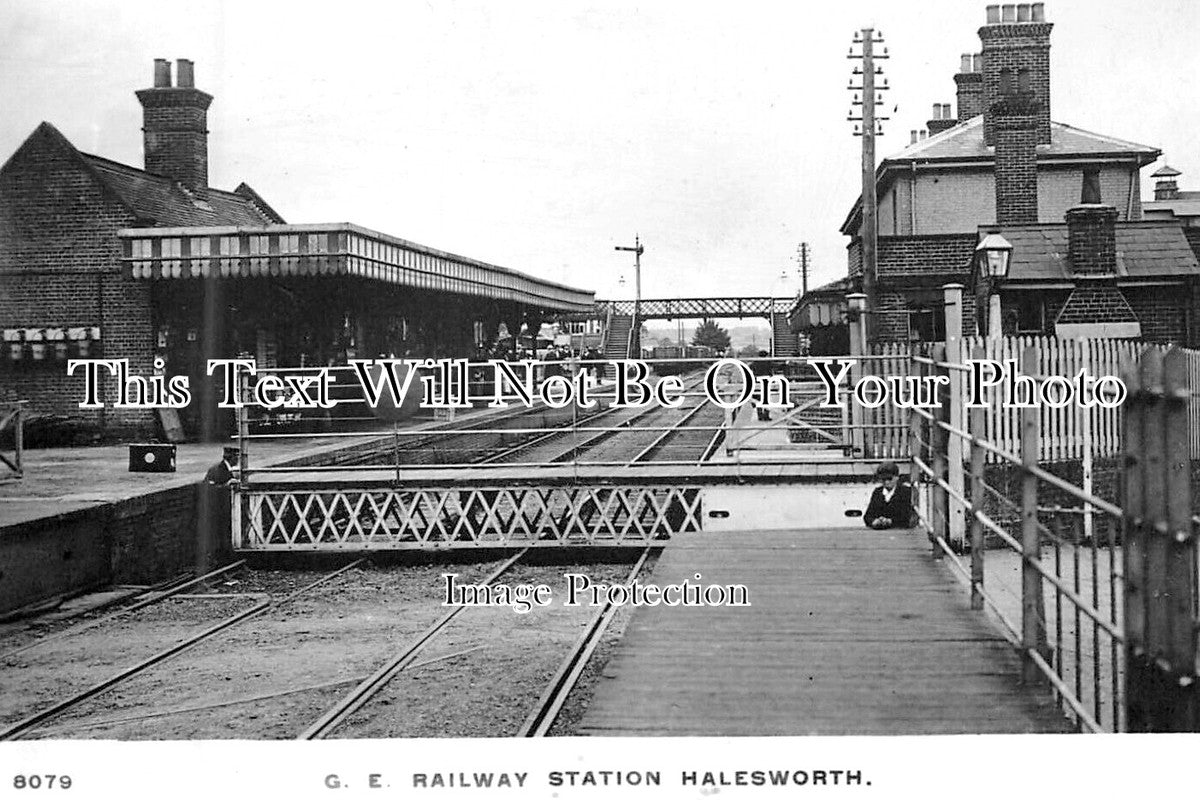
[1001,4,1017,22]
[176,59,194,88]
[960,54,973,73]
[911,130,918,144]
[972,53,983,73]
[986,4,1001,23]
[1031,2,1045,21]
[1017,3,1031,21]
[932,103,941,119]
[919,130,928,140]
[153,58,171,88]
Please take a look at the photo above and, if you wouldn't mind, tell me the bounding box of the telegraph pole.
[848,29,889,340]
[796,242,810,296]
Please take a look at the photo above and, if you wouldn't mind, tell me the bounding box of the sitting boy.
[864,461,914,529]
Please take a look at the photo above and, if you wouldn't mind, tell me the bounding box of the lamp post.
[975,233,1012,338]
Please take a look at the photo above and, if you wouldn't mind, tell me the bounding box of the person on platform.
[198,447,239,570]
[205,446,239,487]
[864,461,914,530]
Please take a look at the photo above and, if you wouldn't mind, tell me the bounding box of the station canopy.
[119,223,595,313]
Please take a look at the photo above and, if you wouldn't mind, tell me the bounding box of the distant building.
[1,59,592,439]
[793,4,1200,346]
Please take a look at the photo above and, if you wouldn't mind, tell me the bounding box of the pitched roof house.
[793,4,1200,347]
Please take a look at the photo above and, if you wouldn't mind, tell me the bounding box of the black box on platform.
[129,443,176,473]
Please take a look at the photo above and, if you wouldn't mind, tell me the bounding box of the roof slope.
[884,116,1159,164]
[995,222,1199,281]
[82,153,283,226]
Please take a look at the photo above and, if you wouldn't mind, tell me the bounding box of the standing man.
[198,446,239,570]
[864,461,914,529]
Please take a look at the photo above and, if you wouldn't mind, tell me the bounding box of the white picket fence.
[861,336,1200,463]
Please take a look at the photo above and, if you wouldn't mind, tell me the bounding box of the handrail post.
[1020,345,1048,684]
[944,283,966,550]
[847,293,867,458]
[907,351,923,512]
[930,342,949,558]
[968,344,987,610]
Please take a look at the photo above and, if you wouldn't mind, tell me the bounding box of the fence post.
[1123,347,1200,731]
[968,344,987,610]
[1019,345,1048,684]
[908,350,924,516]
[847,293,868,458]
[943,284,966,550]
[930,343,949,558]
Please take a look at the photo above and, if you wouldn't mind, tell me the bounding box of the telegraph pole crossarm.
[847,28,890,341]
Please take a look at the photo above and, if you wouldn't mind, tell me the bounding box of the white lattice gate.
[234,483,704,550]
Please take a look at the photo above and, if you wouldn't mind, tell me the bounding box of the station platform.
[0,403,517,530]
[578,527,1069,735]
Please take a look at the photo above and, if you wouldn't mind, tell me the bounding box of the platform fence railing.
[909,341,1200,733]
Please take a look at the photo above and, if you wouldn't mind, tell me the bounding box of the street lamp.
[975,233,1012,338]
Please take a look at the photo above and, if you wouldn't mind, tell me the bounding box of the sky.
[2,0,1197,303]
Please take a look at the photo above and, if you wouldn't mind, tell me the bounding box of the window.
[907,305,945,342]
[307,233,327,254]
[1011,292,1046,334]
[189,237,211,257]
[248,235,269,255]
[1082,166,1102,204]
[219,236,238,256]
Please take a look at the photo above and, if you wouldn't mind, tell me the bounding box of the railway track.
[0,372,729,740]
[2,552,656,740]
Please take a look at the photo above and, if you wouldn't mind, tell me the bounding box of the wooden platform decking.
[579,528,1070,735]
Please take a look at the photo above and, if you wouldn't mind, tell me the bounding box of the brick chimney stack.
[954,54,984,122]
[135,58,212,193]
[982,5,1050,224]
[1066,204,1119,276]
[980,3,1052,147]
[927,103,957,135]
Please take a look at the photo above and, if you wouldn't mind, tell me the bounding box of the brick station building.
[794,3,1200,346]
[0,59,593,439]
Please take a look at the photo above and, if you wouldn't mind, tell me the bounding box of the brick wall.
[0,124,156,436]
[1055,285,1138,325]
[877,234,977,276]
[874,290,910,341]
[1121,285,1189,344]
[854,164,1140,241]
[1038,166,1141,222]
